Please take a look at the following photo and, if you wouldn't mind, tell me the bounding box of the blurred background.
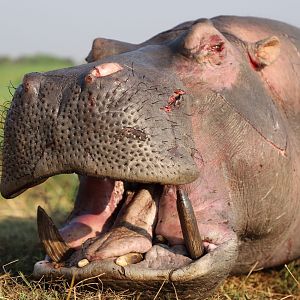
[1,0,300,103]
[1,0,300,102]
[1,0,300,62]
[0,0,299,298]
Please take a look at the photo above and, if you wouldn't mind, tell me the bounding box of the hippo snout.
[1,60,199,198]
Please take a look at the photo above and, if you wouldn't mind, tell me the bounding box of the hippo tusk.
[37,206,74,263]
[176,189,204,260]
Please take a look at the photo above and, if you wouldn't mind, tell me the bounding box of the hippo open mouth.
[36,177,208,268]
[33,175,238,295]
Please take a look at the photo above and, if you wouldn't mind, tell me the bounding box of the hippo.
[1,15,300,299]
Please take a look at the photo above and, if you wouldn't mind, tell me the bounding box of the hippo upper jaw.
[0,59,200,199]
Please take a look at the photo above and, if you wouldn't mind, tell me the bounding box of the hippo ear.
[248,36,280,69]
[86,38,138,62]
[181,21,229,65]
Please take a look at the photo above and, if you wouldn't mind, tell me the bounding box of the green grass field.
[0,55,73,104]
[0,56,299,299]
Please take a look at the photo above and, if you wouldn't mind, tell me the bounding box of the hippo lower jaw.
[33,175,238,299]
[33,239,238,298]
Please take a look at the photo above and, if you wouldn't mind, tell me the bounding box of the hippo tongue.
[83,188,158,261]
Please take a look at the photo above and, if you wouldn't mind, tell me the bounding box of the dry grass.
[0,175,299,299]
[215,264,300,299]
[0,272,138,300]
[0,264,299,299]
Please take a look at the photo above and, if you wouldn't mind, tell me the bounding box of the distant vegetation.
[0,54,74,104]
[0,54,74,65]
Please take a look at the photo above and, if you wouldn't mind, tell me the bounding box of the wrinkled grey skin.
[1,16,300,299]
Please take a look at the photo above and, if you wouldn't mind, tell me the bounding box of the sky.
[0,0,299,63]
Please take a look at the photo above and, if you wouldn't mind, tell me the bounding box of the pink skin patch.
[91,63,123,77]
[175,29,240,92]
[85,63,123,84]
[155,182,232,250]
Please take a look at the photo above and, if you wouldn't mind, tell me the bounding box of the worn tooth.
[176,189,204,259]
[78,258,90,268]
[115,253,143,267]
[37,206,73,263]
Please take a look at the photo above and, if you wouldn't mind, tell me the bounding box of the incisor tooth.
[115,253,143,267]
[176,189,204,259]
[78,258,90,268]
[37,206,74,263]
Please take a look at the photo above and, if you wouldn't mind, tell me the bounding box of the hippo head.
[1,18,287,299]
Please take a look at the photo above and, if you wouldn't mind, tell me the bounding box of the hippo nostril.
[22,72,42,95]
[84,74,96,85]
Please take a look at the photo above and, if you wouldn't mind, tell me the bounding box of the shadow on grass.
[0,211,65,275]
[0,174,77,275]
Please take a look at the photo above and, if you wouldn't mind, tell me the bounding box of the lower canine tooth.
[176,189,204,259]
[78,258,90,268]
[37,206,74,263]
[115,253,143,267]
